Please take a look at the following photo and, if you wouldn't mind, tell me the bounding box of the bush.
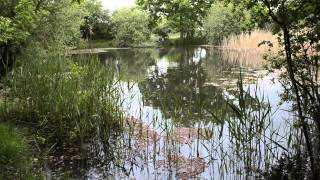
[111,8,151,47]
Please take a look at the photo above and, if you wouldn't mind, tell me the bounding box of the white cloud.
[101,0,135,12]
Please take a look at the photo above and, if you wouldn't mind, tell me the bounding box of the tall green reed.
[1,50,124,144]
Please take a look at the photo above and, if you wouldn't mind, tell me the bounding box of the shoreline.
[70,45,268,55]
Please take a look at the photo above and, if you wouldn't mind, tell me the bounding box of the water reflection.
[49,47,290,179]
[139,49,227,126]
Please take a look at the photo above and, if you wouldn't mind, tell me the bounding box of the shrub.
[111,8,151,47]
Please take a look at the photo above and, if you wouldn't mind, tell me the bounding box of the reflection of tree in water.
[139,48,233,126]
[98,49,157,81]
[138,48,265,126]
[60,48,271,179]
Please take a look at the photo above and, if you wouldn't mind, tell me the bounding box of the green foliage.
[0,0,86,74]
[30,0,86,48]
[203,2,254,44]
[0,123,30,176]
[137,0,214,39]
[0,17,14,44]
[0,0,37,75]
[111,8,151,47]
[153,19,172,42]
[80,0,113,40]
[0,0,35,44]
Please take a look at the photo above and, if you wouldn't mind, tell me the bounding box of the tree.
[203,2,255,44]
[0,0,86,74]
[80,0,112,40]
[0,0,36,74]
[136,0,214,39]
[111,8,151,47]
[31,0,85,48]
[203,2,240,44]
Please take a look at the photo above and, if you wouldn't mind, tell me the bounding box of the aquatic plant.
[1,50,124,145]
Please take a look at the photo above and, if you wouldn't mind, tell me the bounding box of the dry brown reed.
[222,29,279,52]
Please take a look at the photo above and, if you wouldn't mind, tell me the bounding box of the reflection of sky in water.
[253,73,293,122]
[147,57,178,77]
[115,48,292,179]
[192,48,206,64]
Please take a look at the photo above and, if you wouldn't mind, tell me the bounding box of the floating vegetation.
[156,153,206,179]
[126,116,160,147]
[166,127,212,144]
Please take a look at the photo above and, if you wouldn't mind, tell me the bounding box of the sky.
[101,0,135,11]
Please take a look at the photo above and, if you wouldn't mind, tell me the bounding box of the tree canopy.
[0,0,35,44]
[0,0,86,74]
[80,0,112,40]
[136,0,214,39]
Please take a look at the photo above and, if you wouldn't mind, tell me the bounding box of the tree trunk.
[0,44,15,77]
[282,26,317,179]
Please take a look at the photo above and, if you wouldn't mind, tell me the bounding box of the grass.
[0,123,30,177]
[0,45,126,178]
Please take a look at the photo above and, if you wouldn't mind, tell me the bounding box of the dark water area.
[47,47,293,179]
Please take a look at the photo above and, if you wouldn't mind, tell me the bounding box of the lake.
[49,47,293,179]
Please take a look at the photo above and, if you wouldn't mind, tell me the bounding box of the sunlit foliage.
[111,8,151,47]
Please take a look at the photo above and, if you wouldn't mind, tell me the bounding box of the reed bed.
[222,30,279,53]
[1,50,124,144]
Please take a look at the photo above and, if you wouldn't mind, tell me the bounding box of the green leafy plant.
[111,8,151,47]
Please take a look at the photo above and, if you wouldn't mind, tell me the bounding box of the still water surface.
[51,47,293,179]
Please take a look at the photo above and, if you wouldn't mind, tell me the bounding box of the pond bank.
[69,47,130,55]
[70,44,270,55]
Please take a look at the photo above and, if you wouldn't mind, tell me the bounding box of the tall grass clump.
[1,49,124,144]
[0,123,31,178]
[222,29,279,52]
